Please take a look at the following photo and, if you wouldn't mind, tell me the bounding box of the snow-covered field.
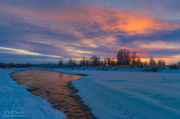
[1,68,180,119]
[0,68,66,119]
[56,69,180,119]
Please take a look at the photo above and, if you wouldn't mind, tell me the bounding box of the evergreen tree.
[149,56,156,67]
[58,59,63,66]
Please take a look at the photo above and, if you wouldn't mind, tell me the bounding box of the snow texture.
[55,68,180,119]
[0,68,66,119]
[2,67,180,119]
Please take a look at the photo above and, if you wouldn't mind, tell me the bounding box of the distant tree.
[125,50,130,65]
[162,60,166,66]
[149,56,156,67]
[80,57,86,66]
[0,63,6,68]
[90,55,100,66]
[68,58,76,67]
[117,49,130,66]
[168,64,179,69]
[157,59,165,67]
[45,63,57,68]
[131,51,137,66]
[85,59,90,66]
[158,60,162,66]
[178,62,180,66]
[111,57,116,66]
[8,63,15,68]
[137,56,142,67]
[143,61,148,67]
[58,59,64,66]
[104,57,112,66]
[117,49,124,65]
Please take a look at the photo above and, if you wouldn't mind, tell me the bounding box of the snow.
[54,68,180,119]
[1,67,180,119]
[0,68,66,119]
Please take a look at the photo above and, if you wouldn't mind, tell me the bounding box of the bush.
[168,65,179,69]
[143,67,158,72]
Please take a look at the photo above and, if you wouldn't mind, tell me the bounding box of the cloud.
[0,46,61,58]
[133,41,180,50]
[0,1,180,64]
[1,3,179,36]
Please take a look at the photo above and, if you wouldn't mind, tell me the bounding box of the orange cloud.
[1,3,179,36]
[54,6,179,35]
[1,3,180,64]
[133,41,180,50]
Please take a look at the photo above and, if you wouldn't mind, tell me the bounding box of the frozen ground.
[1,67,180,119]
[0,68,66,119]
[54,68,180,119]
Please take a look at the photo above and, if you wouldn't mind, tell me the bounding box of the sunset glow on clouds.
[0,47,61,58]
[0,0,180,64]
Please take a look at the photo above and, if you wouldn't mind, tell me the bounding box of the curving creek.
[11,70,96,119]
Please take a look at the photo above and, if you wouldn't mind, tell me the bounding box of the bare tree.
[68,58,76,67]
[131,51,137,66]
[104,57,112,66]
[137,56,142,67]
[90,55,100,66]
[80,57,86,66]
[117,49,131,66]
[158,60,166,67]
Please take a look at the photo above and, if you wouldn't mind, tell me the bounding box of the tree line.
[1,48,180,69]
[59,49,166,68]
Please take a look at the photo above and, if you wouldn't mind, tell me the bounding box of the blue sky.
[0,0,180,64]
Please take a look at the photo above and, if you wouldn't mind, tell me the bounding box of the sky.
[0,0,180,64]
